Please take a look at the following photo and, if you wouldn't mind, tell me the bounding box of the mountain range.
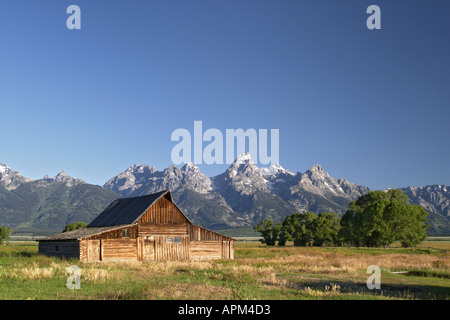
[1,155,449,235]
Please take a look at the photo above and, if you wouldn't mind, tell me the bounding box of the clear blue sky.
[1,0,449,190]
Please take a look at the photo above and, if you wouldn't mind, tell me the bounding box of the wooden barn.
[38,190,234,262]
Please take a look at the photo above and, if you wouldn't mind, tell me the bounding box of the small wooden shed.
[38,190,234,262]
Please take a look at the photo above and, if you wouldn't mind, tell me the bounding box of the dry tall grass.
[239,248,450,274]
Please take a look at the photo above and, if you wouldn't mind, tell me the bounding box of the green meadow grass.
[0,240,448,300]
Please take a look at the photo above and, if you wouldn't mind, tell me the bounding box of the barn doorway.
[87,239,101,262]
[144,238,155,261]
[154,235,189,261]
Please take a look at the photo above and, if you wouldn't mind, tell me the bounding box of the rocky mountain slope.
[0,163,32,190]
[401,185,450,235]
[103,153,450,234]
[0,156,449,235]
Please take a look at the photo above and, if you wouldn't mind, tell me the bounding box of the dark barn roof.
[88,190,175,227]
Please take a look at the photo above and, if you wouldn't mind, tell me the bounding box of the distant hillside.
[0,168,119,233]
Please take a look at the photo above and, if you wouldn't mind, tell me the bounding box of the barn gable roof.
[87,189,188,227]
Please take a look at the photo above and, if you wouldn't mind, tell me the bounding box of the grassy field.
[0,240,449,300]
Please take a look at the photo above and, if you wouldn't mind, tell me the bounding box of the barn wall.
[138,224,188,236]
[101,239,138,262]
[87,239,101,262]
[80,239,87,262]
[85,225,138,240]
[138,196,189,225]
[153,235,189,261]
[137,236,155,261]
[38,241,80,259]
[189,241,223,260]
[221,240,234,260]
[190,240,234,260]
[80,238,138,262]
[189,225,233,242]
[230,241,235,259]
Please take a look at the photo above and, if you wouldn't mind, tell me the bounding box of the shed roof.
[87,189,179,227]
[38,225,133,241]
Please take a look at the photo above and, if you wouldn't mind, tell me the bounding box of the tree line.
[254,189,429,248]
[0,221,88,246]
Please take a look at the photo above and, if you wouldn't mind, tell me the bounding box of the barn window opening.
[166,237,173,243]
[174,237,181,243]
[55,245,59,251]
[122,229,129,238]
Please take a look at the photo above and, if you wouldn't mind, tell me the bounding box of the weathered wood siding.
[38,241,80,259]
[101,239,137,262]
[144,239,155,261]
[189,225,232,242]
[80,239,87,262]
[80,238,138,262]
[189,240,234,260]
[137,236,155,261]
[87,239,101,262]
[222,240,234,260]
[139,196,188,225]
[189,241,222,260]
[138,224,188,236]
[85,225,137,240]
[154,235,189,261]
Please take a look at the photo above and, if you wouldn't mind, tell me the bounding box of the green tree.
[279,212,318,246]
[302,212,318,246]
[350,189,409,213]
[341,190,428,247]
[63,221,88,233]
[311,212,341,246]
[397,205,428,247]
[340,210,364,246]
[253,219,281,246]
[277,218,291,247]
[279,213,300,246]
[0,226,13,245]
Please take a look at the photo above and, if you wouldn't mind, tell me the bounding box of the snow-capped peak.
[183,162,198,170]
[235,152,253,165]
[125,164,157,175]
[0,163,10,174]
[0,163,33,190]
[260,163,294,176]
[56,170,68,177]
[182,162,202,175]
[309,164,325,172]
[304,164,331,182]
